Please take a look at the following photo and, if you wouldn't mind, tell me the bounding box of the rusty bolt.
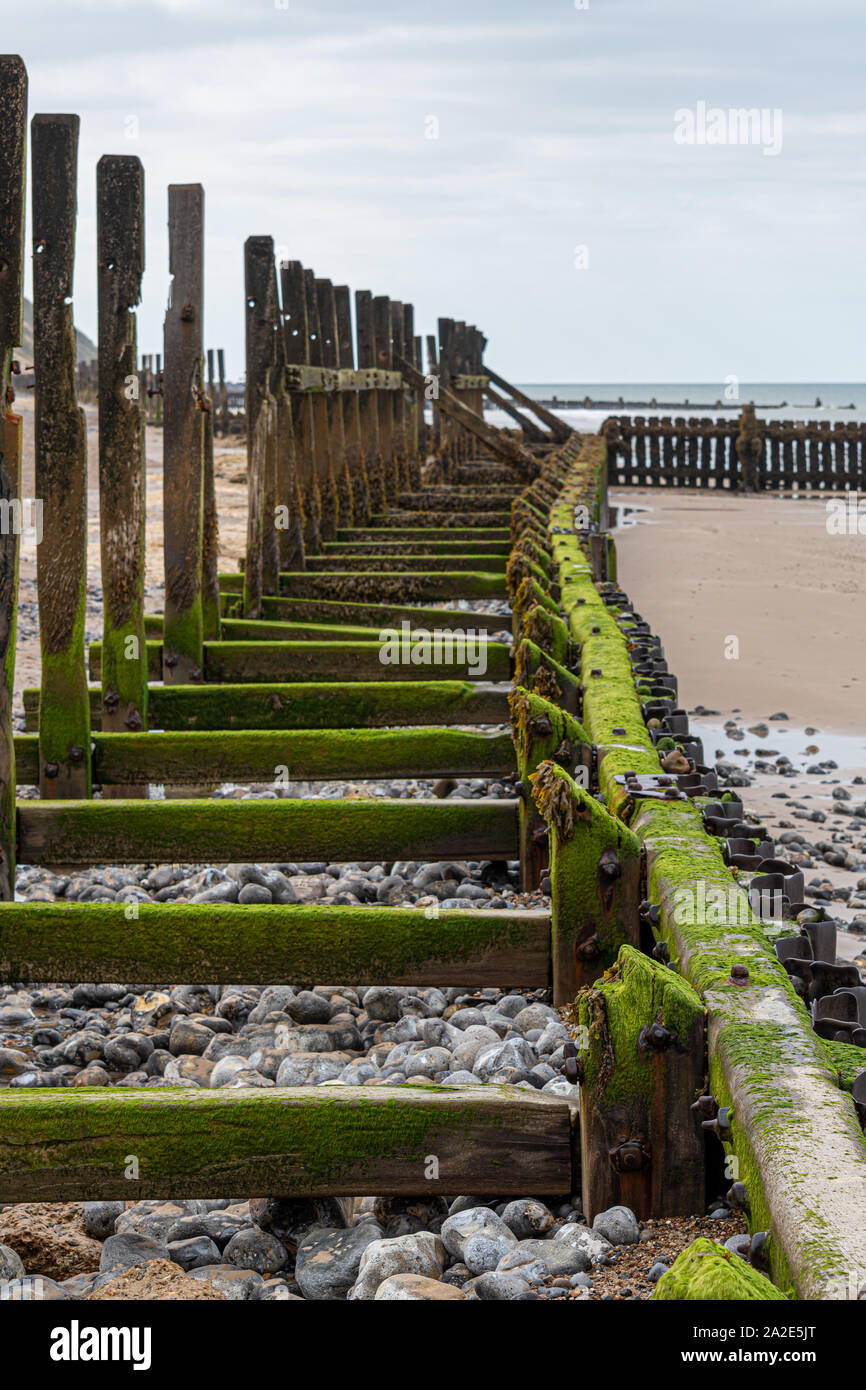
[553,738,574,770]
[652,941,670,964]
[726,1181,750,1212]
[639,1021,676,1052]
[164,654,178,669]
[749,1231,769,1271]
[43,761,59,779]
[532,827,549,847]
[611,726,626,736]
[103,690,120,712]
[691,1094,718,1121]
[729,963,750,986]
[180,301,195,322]
[599,848,621,879]
[125,710,143,732]
[68,745,85,764]
[513,779,526,800]
[701,1106,733,1143]
[190,667,203,683]
[576,932,600,961]
[609,1135,650,1174]
[590,668,602,679]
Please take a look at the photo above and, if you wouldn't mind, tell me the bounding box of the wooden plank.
[0,1085,574,1203]
[281,259,318,555]
[32,115,91,799]
[13,727,515,786]
[304,553,507,573]
[257,596,510,632]
[0,902,547,988]
[304,267,334,541]
[335,283,368,521]
[396,353,539,477]
[243,235,278,617]
[486,383,547,442]
[201,639,512,685]
[316,276,350,530]
[273,569,508,601]
[355,289,384,510]
[0,55,27,900]
[163,183,205,683]
[96,154,148,796]
[17,796,520,865]
[484,365,571,442]
[24,679,511,731]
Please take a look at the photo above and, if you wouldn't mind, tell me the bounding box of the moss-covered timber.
[513,638,582,717]
[0,1084,574,1203]
[274,571,508,602]
[17,797,519,866]
[324,539,511,556]
[304,553,508,573]
[575,945,705,1220]
[92,640,512,686]
[257,596,510,635]
[0,902,549,987]
[367,511,511,528]
[13,729,515,786]
[23,680,512,732]
[531,761,641,1005]
[652,1239,788,1301]
[547,434,866,1299]
[510,688,589,894]
[338,527,509,544]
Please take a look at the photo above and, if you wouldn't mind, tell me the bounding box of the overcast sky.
[13,0,866,381]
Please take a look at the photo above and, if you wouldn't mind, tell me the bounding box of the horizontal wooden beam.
[0,1084,575,1202]
[87,639,513,685]
[0,902,548,986]
[256,596,511,634]
[13,728,515,786]
[24,680,511,731]
[304,553,508,573]
[17,797,520,865]
[285,365,403,393]
[337,528,510,543]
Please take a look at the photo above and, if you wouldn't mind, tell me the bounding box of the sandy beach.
[611,487,866,734]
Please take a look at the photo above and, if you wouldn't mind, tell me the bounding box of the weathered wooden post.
[0,55,26,897]
[389,300,408,492]
[304,268,334,545]
[335,284,368,522]
[96,154,148,781]
[201,373,220,641]
[355,289,384,512]
[426,332,441,457]
[281,260,318,555]
[163,183,205,683]
[438,317,455,475]
[217,347,228,436]
[32,117,91,800]
[316,277,351,528]
[243,236,280,617]
[402,303,421,488]
[576,945,706,1221]
[373,295,395,499]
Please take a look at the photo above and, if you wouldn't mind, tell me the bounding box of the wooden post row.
[281,259,318,556]
[356,290,384,513]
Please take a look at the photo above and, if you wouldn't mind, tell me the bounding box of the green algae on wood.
[530,760,641,1005]
[0,1084,574,1203]
[575,944,705,1220]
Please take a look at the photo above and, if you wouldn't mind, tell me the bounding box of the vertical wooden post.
[426,333,441,457]
[272,285,304,573]
[438,318,455,474]
[355,289,384,513]
[373,295,395,500]
[217,348,228,436]
[304,268,333,545]
[32,117,91,799]
[402,303,420,487]
[201,345,220,638]
[316,277,350,528]
[281,260,316,557]
[389,301,409,493]
[163,183,204,683]
[335,284,368,523]
[0,55,26,898]
[243,235,280,618]
[96,154,147,779]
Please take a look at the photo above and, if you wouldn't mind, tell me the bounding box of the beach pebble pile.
[0,978,575,1096]
[0,1195,706,1301]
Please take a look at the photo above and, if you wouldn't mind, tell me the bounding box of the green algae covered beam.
[23,679,512,732]
[0,902,549,988]
[12,728,515,786]
[0,1084,574,1203]
[17,796,520,866]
